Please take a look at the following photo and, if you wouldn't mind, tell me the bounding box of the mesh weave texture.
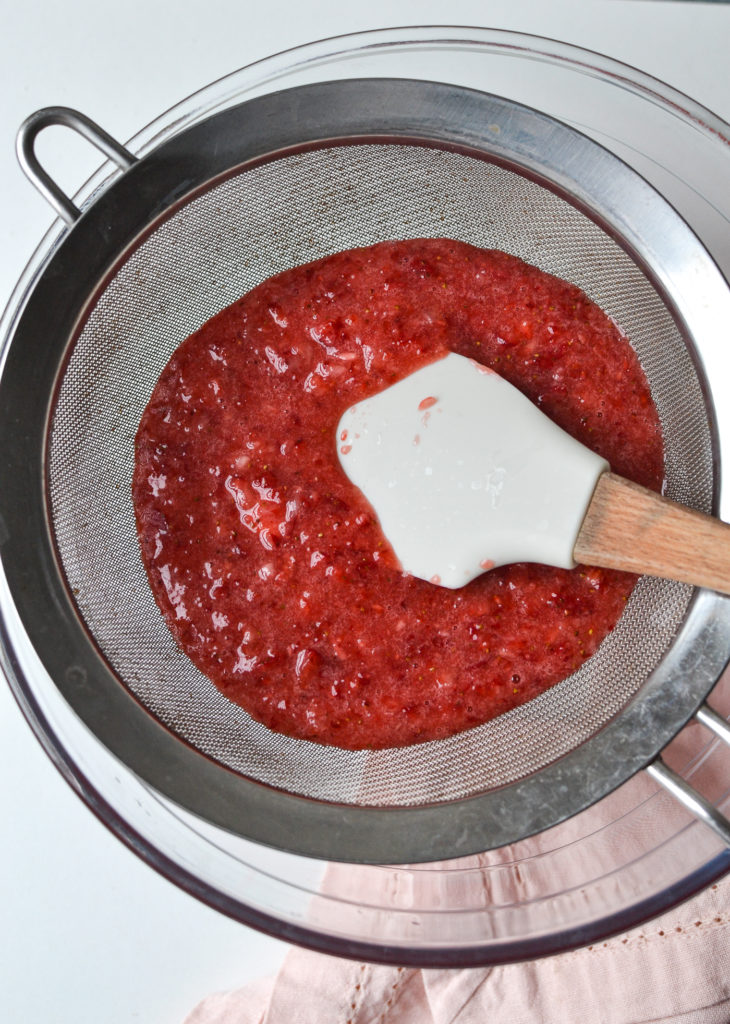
[48,144,712,806]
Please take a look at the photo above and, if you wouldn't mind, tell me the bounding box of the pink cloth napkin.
[184,874,730,1023]
[184,841,730,1024]
[184,686,730,1024]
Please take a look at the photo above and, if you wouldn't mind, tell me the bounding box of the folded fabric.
[184,674,730,1024]
[184,873,730,1024]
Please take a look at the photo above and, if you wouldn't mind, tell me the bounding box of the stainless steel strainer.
[3,78,730,864]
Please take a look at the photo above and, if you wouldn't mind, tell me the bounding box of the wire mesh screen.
[47,142,712,807]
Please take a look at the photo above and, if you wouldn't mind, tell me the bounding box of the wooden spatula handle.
[574,472,730,595]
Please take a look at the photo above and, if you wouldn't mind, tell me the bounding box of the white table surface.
[2,2,729,1021]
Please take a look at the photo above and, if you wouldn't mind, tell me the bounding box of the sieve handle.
[16,107,137,226]
[574,472,730,596]
[647,702,730,848]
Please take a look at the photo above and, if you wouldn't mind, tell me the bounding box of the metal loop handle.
[16,107,137,226]
[647,702,730,847]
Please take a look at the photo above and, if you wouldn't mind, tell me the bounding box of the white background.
[1,2,729,1022]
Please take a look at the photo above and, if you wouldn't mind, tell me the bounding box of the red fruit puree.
[133,240,663,750]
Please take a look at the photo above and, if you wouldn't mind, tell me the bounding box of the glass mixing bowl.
[2,27,730,965]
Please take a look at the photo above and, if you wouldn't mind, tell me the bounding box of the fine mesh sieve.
[4,79,730,863]
[49,143,709,807]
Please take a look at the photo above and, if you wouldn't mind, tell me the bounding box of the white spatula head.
[337,353,608,589]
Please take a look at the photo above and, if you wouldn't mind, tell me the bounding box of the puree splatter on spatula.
[133,239,663,750]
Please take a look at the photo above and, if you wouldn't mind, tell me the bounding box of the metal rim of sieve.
[2,78,730,864]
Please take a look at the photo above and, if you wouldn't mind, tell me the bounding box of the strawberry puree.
[133,239,663,750]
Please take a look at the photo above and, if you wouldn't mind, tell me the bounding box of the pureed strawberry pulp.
[133,240,663,750]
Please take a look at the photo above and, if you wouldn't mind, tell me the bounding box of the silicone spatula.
[336,352,730,593]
